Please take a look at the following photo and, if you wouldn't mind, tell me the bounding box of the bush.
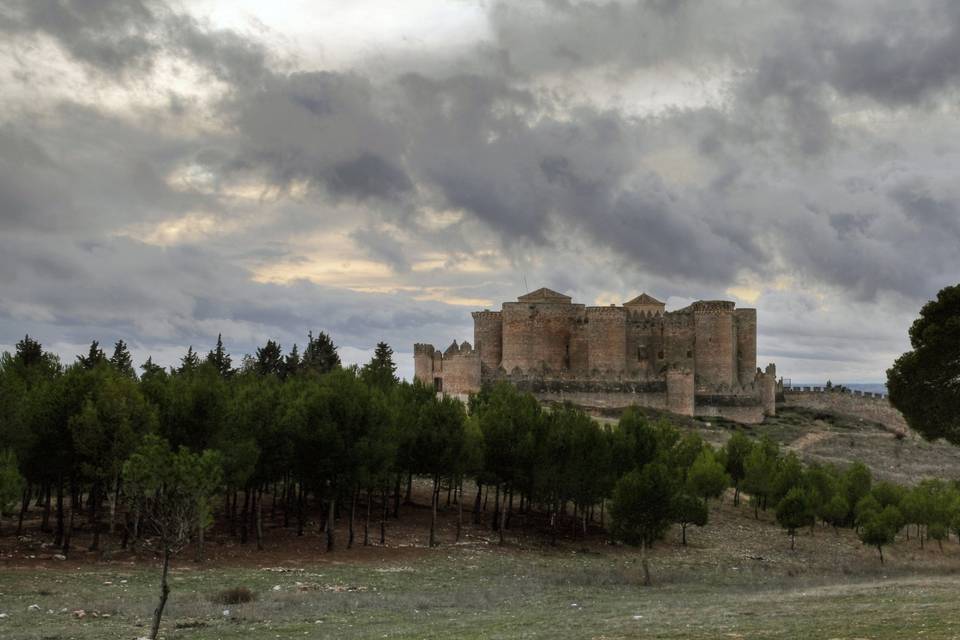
[212,586,256,604]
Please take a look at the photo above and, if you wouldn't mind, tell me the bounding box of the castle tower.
[472,310,503,372]
[585,306,627,373]
[501,288,580,373]
[413,343,436,385]
[692,301,736,387]
[735,308,757,385]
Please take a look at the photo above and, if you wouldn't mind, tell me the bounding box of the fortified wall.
[415,288,778,423]
[780,386,908,435]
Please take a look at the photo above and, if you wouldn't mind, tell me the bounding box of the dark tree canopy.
[205,333,233,378]
[362,341,398,390]
[255,340,284,377]
[110,339,136,379]
[77,340,106,369]
[888,284,960,443]
[302,331,341,375]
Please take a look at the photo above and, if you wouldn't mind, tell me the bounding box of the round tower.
[692,301,736,388]
[472,310,503,373]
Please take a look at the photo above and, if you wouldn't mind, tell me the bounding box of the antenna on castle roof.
[523,273,528,293]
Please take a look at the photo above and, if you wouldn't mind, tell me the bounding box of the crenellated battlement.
[691,300,736,315]
[414,286,772,423]
[414,343,436,356]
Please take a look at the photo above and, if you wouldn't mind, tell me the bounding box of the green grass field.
[5,406,960,639]
[5,505,960,640]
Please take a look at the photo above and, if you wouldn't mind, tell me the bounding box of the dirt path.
[788,429,834,452]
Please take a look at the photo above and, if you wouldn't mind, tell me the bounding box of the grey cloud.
[0,0,159,74]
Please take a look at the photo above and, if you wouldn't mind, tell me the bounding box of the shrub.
[212,586,256,604]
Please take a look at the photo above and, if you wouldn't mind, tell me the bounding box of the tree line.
[0,331,956,635]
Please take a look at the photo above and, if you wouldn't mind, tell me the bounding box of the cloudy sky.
[1,0,958,383]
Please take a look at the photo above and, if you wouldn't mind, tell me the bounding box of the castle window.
[658,350,664,360]
[433,377,443,392]
[637,345,647,360]
[686,350,693,358]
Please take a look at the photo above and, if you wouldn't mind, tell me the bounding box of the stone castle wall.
[415,288,774,424]
[781,387,907,434]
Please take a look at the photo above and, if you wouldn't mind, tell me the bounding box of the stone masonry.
[414,287,778,423]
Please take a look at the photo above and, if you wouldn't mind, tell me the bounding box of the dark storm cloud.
[3,0,960,379]
[0,0,159,74]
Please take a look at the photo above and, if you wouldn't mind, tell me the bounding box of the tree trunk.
[89,482,100,552]
[326,496,336,552]
[109,475,121,535]
[256,490,264,551]
[380,485,388,545]
[348,489,357,549]
[405,472,413,504]
[41,483,52,533]
[363,489,371,546]
[878,545,884,564]
[681,523,687,546]
[641,541,651,586]
[196,513,205,563]
[240,489,249,544]
[62,486,75,556]
[734,485,740,506]
[149,547,172,640]
[17,486,29,535]
[506,489,514,529]
[55,479,64,545]
[492,484,500,532]
[790,532,795,550]
[429,474,439,547]
[456,479,464,542]
[473,481,483,525]
[297,483,305,537]
[392,473,401,518]
[498,486,507,545]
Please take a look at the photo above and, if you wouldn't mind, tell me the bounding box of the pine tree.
[205,333,233,378]
[14,335,44,368]
[302,331,340,375]
[178,346,200,374]
[255,340,284,376]
[284,343,300,379]
[362,341,398,389]
[110,340,136,378]
[77,340,106,369]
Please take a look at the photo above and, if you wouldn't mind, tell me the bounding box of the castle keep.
[414,288,778,423]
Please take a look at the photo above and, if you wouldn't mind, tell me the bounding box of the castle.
[414,288,778,423]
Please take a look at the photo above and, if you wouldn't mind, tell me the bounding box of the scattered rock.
[272,584,281,591]
[72,609,86,619]
[52,554,66,561]
[0,613,8,618]
[27,604,40,612]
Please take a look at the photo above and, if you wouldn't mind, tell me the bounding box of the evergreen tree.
[672,493,708,546]
[723,431,753,506]
[255,340,284,377]
[687,448,730,503]
[77,340,106,369]
[283,343,300,379]
[361,341,398,390]
[302,331,340,375]
[859,505,902,563]
[14,335,44,368]
[205,334,233,378]
[110,339,136,378]
[609,463,676,586]
[887,284,960,443]
[178,346,200,374]
[776,487,814,550]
